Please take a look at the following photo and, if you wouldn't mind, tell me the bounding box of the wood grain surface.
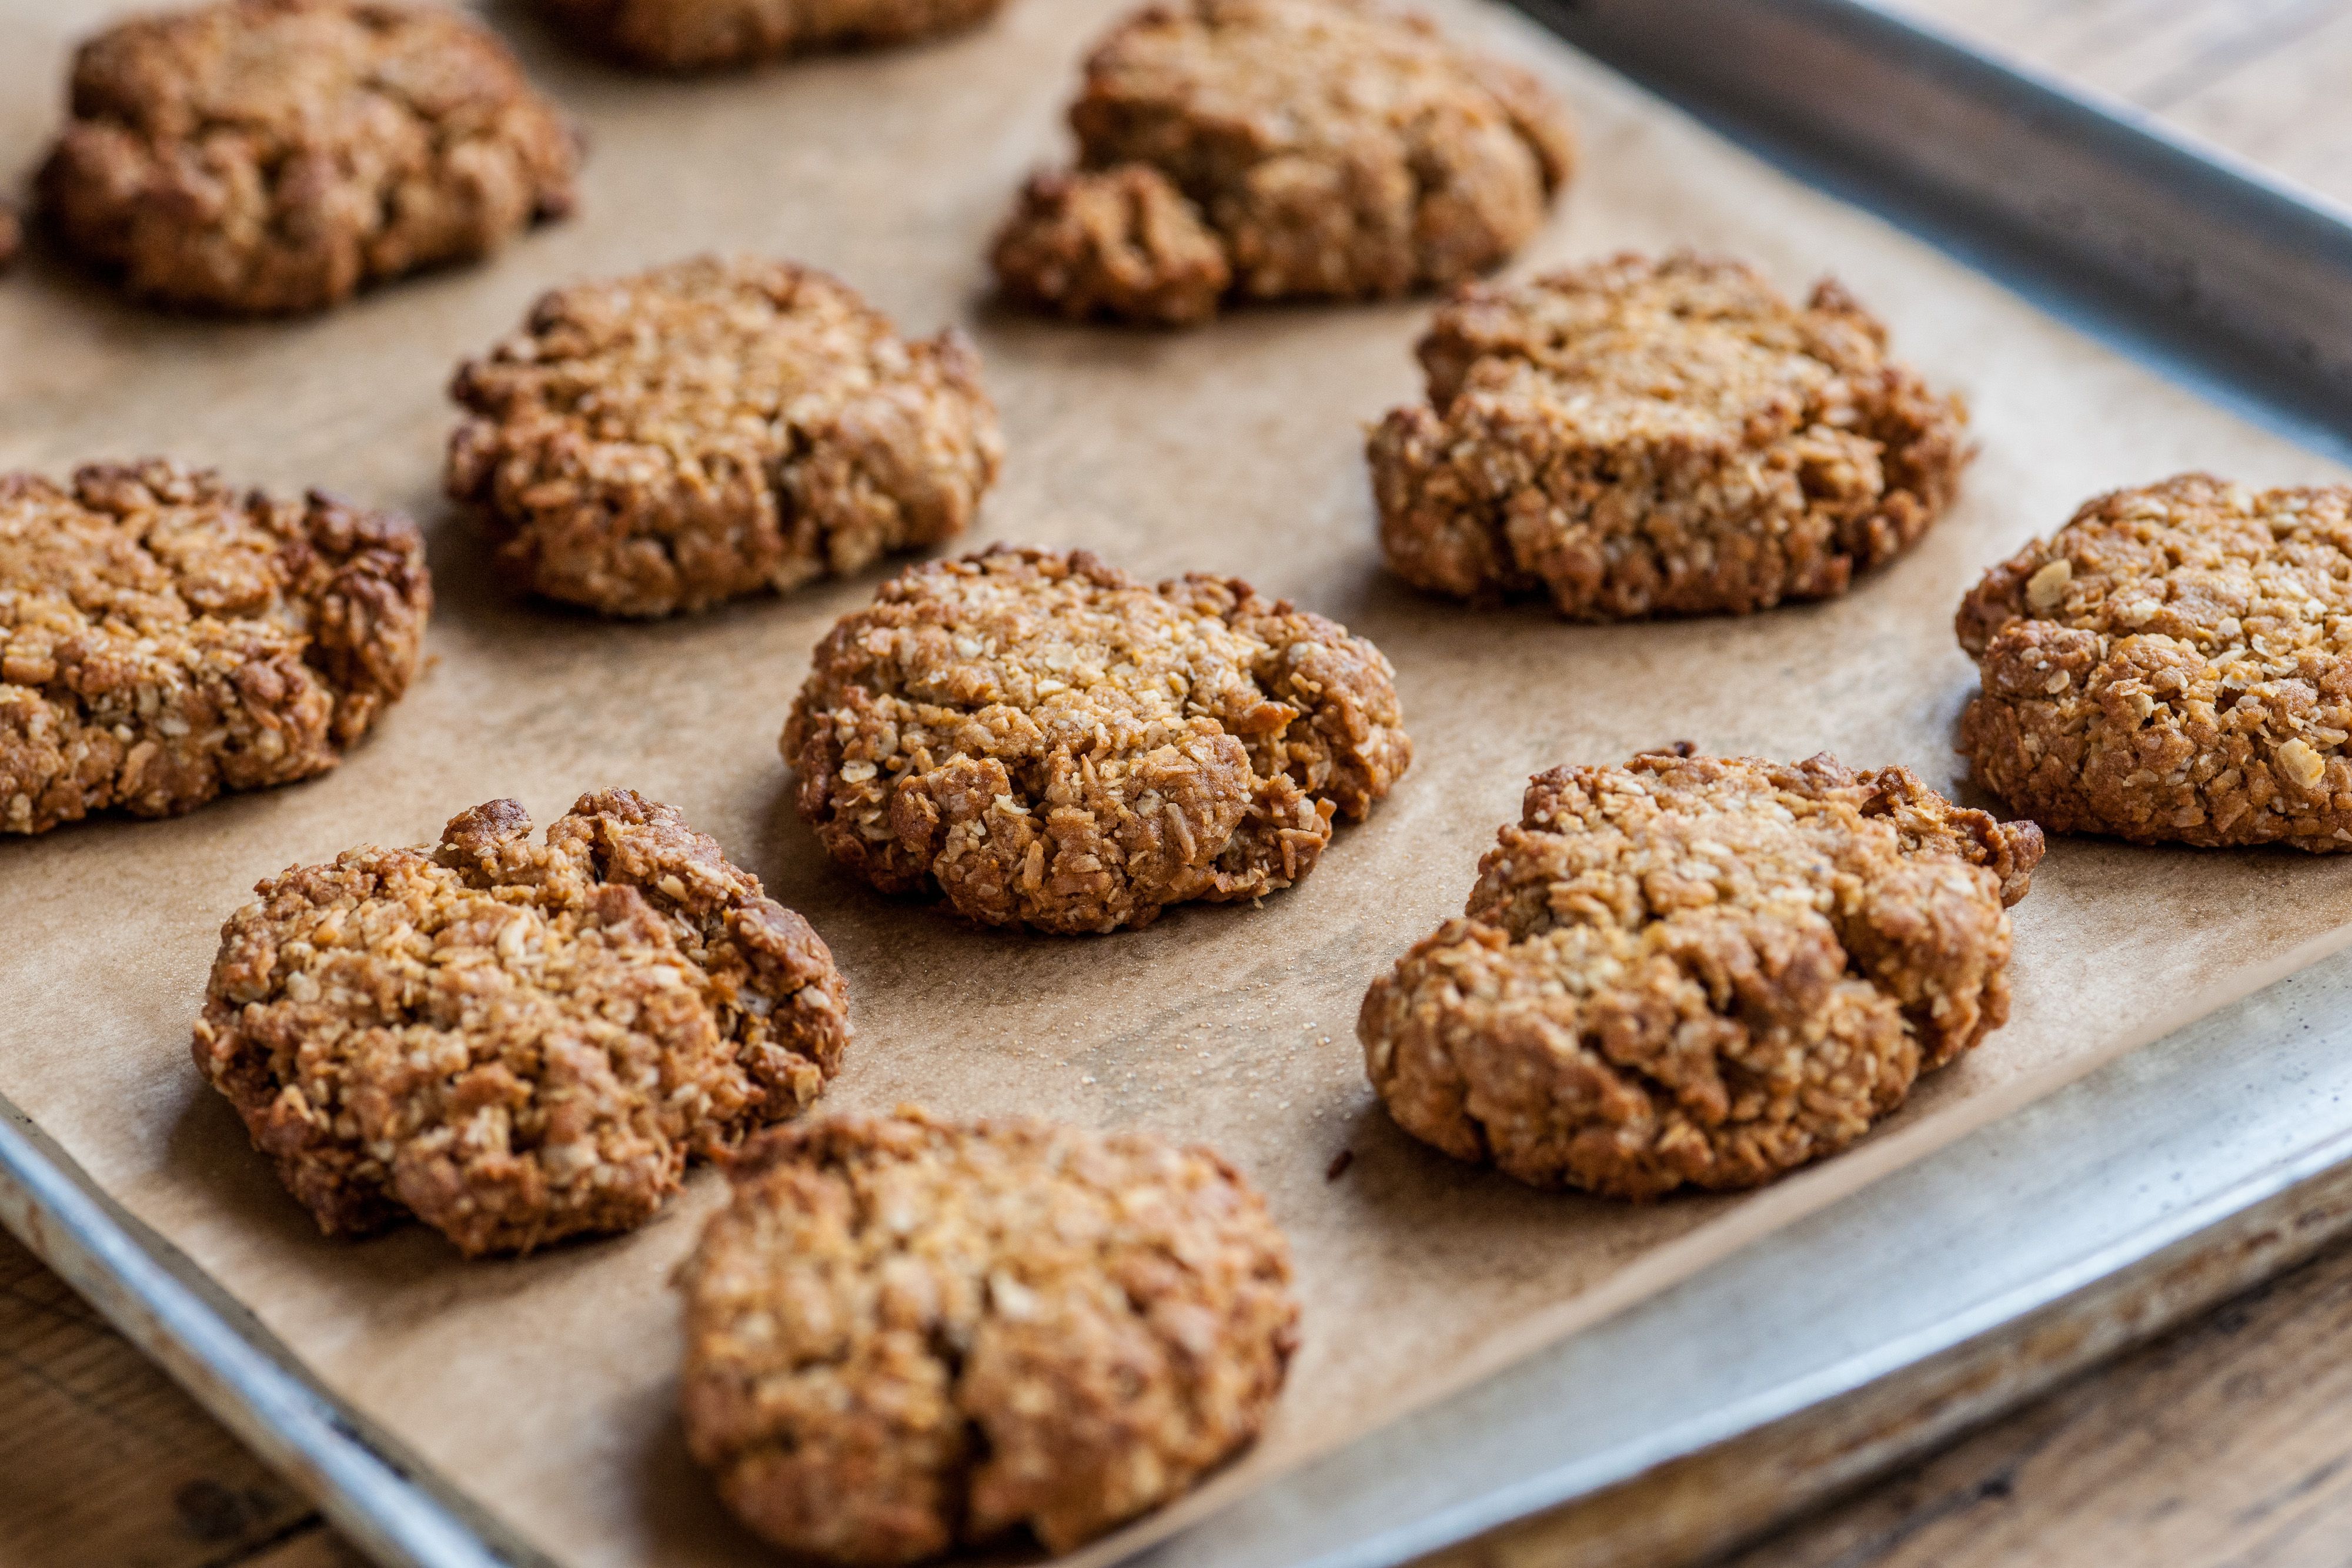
[6,2,2352,1567]
[1882,0,2352,207]
[1725,1241,2352,1567]
[0,1228,367,1568]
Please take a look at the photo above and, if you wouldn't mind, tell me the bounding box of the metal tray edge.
[15,5,2352,1567]
[0,1099,542,1568]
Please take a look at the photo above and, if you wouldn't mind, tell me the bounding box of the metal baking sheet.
[9,2,2352,1565]
[1149,930,2352,1568]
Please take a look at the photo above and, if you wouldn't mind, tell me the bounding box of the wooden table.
[9,3,2352,1566]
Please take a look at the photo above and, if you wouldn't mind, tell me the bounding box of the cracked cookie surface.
[1958,473,2352,849]
[448,255,1003,617]
[783,545,1412,933]
[1359,752,2041,1198]
[991,0,1573,325]
[1,460,429,835]
[1369,252,1970,618]
[193,790,850,1256]
[677,1106,1298,1563]
[39,0,577,315]
[543,0,1007,69]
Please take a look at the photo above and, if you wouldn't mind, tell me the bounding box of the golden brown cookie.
[993,165,1233,327]
[447,255,1003,618]
[1958,473,2352,848]
[38,0,577,315]
[783,544,1412,933]
[1369,252,1971,618]
[991,0,1573,326]
[677,1106,1298,1563]
[1360,751,2041,1198]
[193,790,850,1256]
[544,0,1006,69]
[1,460,429,835]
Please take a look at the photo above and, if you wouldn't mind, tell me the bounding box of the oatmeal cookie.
[783,545,1412,933]
[1958,473,2352,848]
[1369,252,1972,618]
[193,790,850,1256]
[38,0,578,315]
[543,0,1007,70]
[447,255,1003,618]
[991,0,1573,326]
[1,460,429,835]
[1359,751,2042,1198]
[678,1106,1298,1563]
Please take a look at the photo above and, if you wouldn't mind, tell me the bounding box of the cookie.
[1359,751,2042,1198]
[783,545,1412,933]
[193,790,850,1256]
[677,1106,1298,1562]
[991,165,1234,328]
[991,0,1573,326]
[38,0,578,316]
[1369,252,1972,618]
[543,0,1006,69]
[1958,473,2352,849]
[447,255,1003,618]
[1,460,430,835]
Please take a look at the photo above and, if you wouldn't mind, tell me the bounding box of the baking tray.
[11,1,2352,1565]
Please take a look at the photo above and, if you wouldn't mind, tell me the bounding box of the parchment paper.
[6,1,2352,1562]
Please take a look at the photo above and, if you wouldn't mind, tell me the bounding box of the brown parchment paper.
[7,1,2352,1562]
